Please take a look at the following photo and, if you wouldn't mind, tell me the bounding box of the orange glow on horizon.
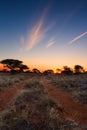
[0,64,4,70]
[0,63,87,73]
[28,64,87,73]
[0,64,10,71]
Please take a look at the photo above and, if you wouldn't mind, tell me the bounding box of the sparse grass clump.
[23,77,45,95]
[24,78,42,88]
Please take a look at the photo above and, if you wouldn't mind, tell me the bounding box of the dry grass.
[0,75,80,130]
[45,74,87,104]
[0,73,32,91]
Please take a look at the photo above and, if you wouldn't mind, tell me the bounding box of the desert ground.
[0,73,87,130]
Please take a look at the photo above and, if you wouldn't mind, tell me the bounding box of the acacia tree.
[0,59,29,73]
[74,65,84,74]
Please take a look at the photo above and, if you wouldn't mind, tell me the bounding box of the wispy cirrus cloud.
[21,6,55,51]
[46,38,56,48]
[25,19,44,51]
[68,31,87,45]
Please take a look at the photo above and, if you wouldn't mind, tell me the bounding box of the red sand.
[0,76,87,128]
[0,78,31,112]
[41,77,87,126]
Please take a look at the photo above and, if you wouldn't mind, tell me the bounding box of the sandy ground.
[0,78,31,112]
[41,77,87,127]
[0,76,87,129]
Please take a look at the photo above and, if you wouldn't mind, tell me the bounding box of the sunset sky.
[0,0,87,71]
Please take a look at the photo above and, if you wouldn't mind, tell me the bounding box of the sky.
[0,0,87,72]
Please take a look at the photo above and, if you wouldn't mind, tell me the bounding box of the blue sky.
[0,0,87,71]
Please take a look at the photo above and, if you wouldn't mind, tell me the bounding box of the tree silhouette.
[74,65,84,74]
[0,59,29,74]
[32,68,40,74]
[61,66,73,75]
[56,68,61,74]
[19,64,29,72]
[43,69,54,75]
[1,59,22,69]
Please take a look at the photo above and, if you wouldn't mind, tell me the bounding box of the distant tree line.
[60,65,85,75]
[0,58,86,75]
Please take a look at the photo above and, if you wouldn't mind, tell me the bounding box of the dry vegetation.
[0,73,87,129]
[0,73,32,91]
[45,74,87,104]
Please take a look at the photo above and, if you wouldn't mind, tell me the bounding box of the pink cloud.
[46,38,56,48]
[21,6,55,51]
